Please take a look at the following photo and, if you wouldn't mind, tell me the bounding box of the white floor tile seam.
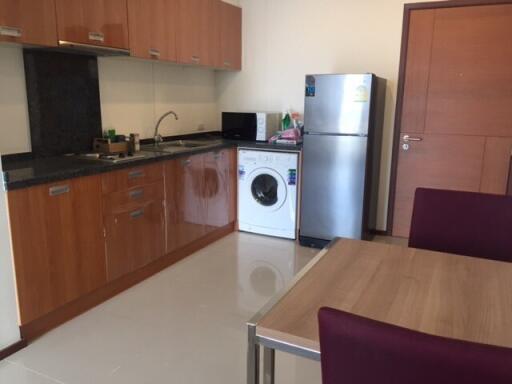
[3,360,67,384]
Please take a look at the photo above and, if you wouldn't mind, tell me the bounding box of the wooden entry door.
[392,3,512,237]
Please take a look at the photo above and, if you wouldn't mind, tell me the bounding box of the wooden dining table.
[247,238,512,384]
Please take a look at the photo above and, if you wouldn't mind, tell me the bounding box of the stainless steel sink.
[143,139,223,153]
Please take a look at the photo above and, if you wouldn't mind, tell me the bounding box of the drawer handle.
[49,185,70,196]
[223,61,231,67]
[149,48,160,58]
[128,170,145,179]
[0,26,22,38]
[88,31,105,43]
[191,55,200,63]
[130,209,144,219]
[129,189,144,199]
[181,159,192,166]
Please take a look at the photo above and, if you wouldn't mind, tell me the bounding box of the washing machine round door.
[247,167,287,211]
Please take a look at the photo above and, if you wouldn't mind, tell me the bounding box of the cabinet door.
[0,0,57,46]
[8,176,106,325]
[165,155,207,253]
[176,0,212,66]
[55,0,129,49]
[127,0,177,62]
[219,1,241,70]
[203,149,236,233]
[105,200,165,281]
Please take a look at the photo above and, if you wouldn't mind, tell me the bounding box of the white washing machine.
[238,148,299,239]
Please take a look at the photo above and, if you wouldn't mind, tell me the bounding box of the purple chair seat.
[408,188,512,262]
[318,307,512,384]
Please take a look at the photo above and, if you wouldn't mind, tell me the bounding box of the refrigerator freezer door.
[300,134,368,240]
[304,74,373,135]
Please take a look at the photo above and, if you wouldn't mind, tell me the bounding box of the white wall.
[98,57,218,138]
[0,46,220,155]
[0,158,21,349]
[216,0,441,230]
[0,46,31,155]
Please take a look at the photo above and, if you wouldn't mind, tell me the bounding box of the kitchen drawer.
[102,163,164,193]
[105,199,165,281]
[102,181,164,215]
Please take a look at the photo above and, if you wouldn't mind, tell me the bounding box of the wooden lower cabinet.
[105,199,165,281]
[7,175,106,325]
[8,149,236,333]
[165,154,207,253]
[203,149,236,233]
[165,148,236,253]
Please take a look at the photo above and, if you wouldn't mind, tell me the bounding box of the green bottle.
[282,113,291,130]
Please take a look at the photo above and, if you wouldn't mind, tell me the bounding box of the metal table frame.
[246,243,334,384]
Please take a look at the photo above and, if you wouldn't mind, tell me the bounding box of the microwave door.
[222,113,257,140]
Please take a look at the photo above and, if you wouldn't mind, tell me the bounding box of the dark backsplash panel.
[23,50,102,157]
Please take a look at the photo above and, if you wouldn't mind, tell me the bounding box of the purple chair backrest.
[408,188,512,262]
[318,307,512,384]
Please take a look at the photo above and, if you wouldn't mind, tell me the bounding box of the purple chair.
[318,307,512,384]
[408,188,512,262]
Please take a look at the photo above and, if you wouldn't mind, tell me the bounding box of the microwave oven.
[221,112,281,142]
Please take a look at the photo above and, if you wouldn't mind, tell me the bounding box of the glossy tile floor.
[0,232,323,384]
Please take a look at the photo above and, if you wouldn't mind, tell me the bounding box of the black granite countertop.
[1,135,302,191]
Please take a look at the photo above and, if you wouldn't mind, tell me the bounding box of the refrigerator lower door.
[300,134,368,241]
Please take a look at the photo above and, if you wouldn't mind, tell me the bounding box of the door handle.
[130,209,144,219]
[129,189,144,199]
[128,169,145,179]
[88,31,105,43]
[49,185,70,196]
[403,135,423,142]
[149,48,160,58]
[0,26,22,38]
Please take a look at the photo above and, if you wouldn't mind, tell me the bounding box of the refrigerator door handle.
[305,132,368,138]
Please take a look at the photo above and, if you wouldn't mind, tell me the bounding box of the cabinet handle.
[128,169,145,179]
[0,26,22,38]
[88,31,105,43]
[129,189,144,199]
[181,159,192,166]
[49,185,70,196]
[149,48,160,58]
[191,55,200,63]
[223,61,231,68]
[130,209,145,219]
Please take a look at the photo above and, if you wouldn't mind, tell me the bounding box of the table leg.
[248,324,260,384]
[263,347,275,384]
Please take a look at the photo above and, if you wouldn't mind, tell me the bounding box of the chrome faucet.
[154,110,179,144]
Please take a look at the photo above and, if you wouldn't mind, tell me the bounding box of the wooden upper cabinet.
[55,0,129,49]
[176,0,213,66]
[7,176,107,325]
[127,0,177,62]
[219,1,241,70]
[0,0,57,46]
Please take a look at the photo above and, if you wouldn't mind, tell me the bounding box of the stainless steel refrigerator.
[299,73,386,248]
